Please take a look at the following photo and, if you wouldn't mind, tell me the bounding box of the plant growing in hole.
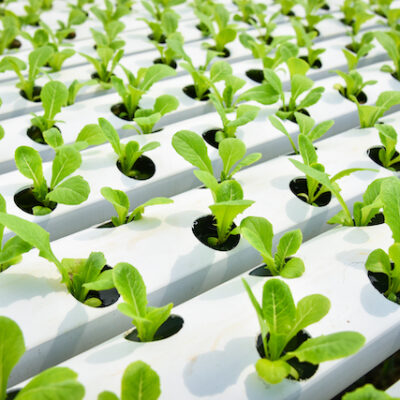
[266,58,325,122]
[275,0,296,15]
[80,47,124,88]
[14,144,90,215]
[343,384,399,399]
[153,31,183,67]
[365,177,400,304]
[57,4,88,39]
[269,112,333,155]
[66,78,98,106]
[347,31,374,58]
[0,45,54,101]
[123,94,179,134]
[90,20,126,51]
[142,0,185,22]
[296,0,332,36]
[333,70,376,103]
[352,90,400,128]
[21,0,43,26]
[340,0,370,26]
[21,21,76,71]
[290,152,382,226]
[196,3,237,55]
[29,80,68,136]
[0,214,116,306]
[113,262,173,341]
[341,41,374,71]
[291,19,317,48]
[111,63,176,120]
[233,0,265,25]
[197,178,254,246]
[242,278,365,384]
[0,316,85,400]
[375,31,400,81]
[241,216,305,278]
[97,361,161,400]
[90,0,131,25]
[0,195,32,273]
[99,118,160,177]
[172,130,261,185]
[0,15,20,55]
[101,186,173,227]
[139,9,180,44]
[374,123,400,170]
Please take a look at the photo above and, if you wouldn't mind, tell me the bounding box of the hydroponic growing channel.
[0,0,399,399]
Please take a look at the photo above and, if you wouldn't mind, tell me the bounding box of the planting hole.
[20,86,42,103]
[195,23,210,36]
[367,146,400,172]
[256,330,319,380]
[192,214,240,251]
[338,88,367,104]
[245,69,264,83]
[368,268,400,304]
[27,125,60,145]
[66,31,76,40]
[256,35,274,45]
[6,390,20,400]
[147,33,166,44]
[289,177,332,207]
[249,264,274,277]
[14,187,57,215]
[125,314,184,342]
[279,108,310,123]
[182,85,210,101]
[207,46,230,58]
[299,55,322,69]
[202,128,222,149]
[91,72,115,83]
[8,39,21,50]
[153,58,177,69]
[322,3,330,10]
[110,102,137,121]
[116,155,156,180]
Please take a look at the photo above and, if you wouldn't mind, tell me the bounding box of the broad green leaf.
[295,112,315,136]
[51,147,82,188]
[381,177,400,242]
[172,130,213,174]
[17,367,85,400]
[43,128,64,149]
[287,57,310,77]
[15,146,45,192]
[41,81,68,121]
[82,269,114,291]
[215,180,244,202]
[0,316,25,400]
[237,83,279,105]
[194,170,219,194]
[47,176,90,205]
[255,358,291,384]
[375,32,399,67]
[153,95,179,116]
[365,248,392,274]
[263,69,282,95]
[342,384,397,400]
[230,153,261,176]
[210,61,232,83]
[376,91,400,110]
[75,252,107,297]
[0,236,32,265]
[101,187,130,225]
[280,257,305,278]
[140,64,176,92]
[290,75,314,102]
[297,86,324,110]
[99,118,122,157]
[287,332,365,363]
[98,391,119,400]
[219,138,246,177]
[28,46,54,82]
[121,361,161,400]
[275,230,302,268]
[298,135,317,166]
[76,124,106,146]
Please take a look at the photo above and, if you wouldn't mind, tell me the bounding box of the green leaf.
[298,135,317,166]
[82,269,115,291]
[172,130,213,174]
[381,177,400,242]
[287,332,365,364]
[99,118,122,158]
[16,367,85,400]
[255,358,291,384]
[140,64,176,92]
[280,257,305,278]
[28,45,54,82]
[129,197,173,221]
[41,81,68,121]
[230,153,261,177]
[210,61,232,83]
[290,75,314,102]
[43,128,64,149]
[76,124,106,146]
[98,392,119,400]
[219,138,246,178]
[342,383,397,399]
[0,236,32,266]
[237,83,279,105]
[365,248,392,275]
[121,361,161,400]
[153,95,179,116]
[275,230,302,268]
[47,176,90,205]
[51,147,82,188]
[376,91,400,110]
[0,317,25,400]
[100,187,130,226]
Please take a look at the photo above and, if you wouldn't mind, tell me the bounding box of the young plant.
[111,64,176,120]
[142,0,185,22]
[0,15,20,55]
[291,18,317,48]
[14,145,90,215]
[0,45,54,101]
[289,151,381,226]
[172,130,261,185]
[153,31,184,67]
[242,278,365,384]
[340,0,369,26]
[297,0,332,36]
[347,31,374,57]
[29,80,68,136]
[375,31,400,81]
[66,78,98,106]
[374,123,400,170]
[57,4,88,39]
[101,186,173,227]
[343,384,398,400]
[240,216,305,278]
[0,214,116,306]
[342,39,374,71]
[275,0,296,15]
[234,0,264,25]
[97,361,161,400]
[90,0,131,25]
[365,177,400,304]
[80,47,124,88]
[99,118,160,178]
[113,262,173,341]
[139,9,180,44]
[123,94,179,134]
[90,20,126,51]
[21,0,43,26]
[269,112,333,154]
[252,7,281,44]
[0,316,85,400]
[333,70,376,103]
[352,90,400,128]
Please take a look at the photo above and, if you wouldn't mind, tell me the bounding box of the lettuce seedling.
[291,18,317,48]
[334,70,376,103]
[139,9,180,44]
[142,0,185,22]
[21,0,42,26]
[343,384,398,400]
[40,0,53,10]
[90,20,126,51]
[0,45,54,101]
[297,0,332,36]
[123,94,179,134]
[91,0,131,24]
[172,130,261,186]
[342,38,374,71]
[0,213,115,306]
[276,0,296,15]
[0,15,20,55]
[153,32,184,68]
[99,118,160,178]
[30,80,68,135]
[242,278,365,384]
[375,31,400,81]
[66,78,98,106]
[80,46,124,88]
[240,216,305,278]
[97,361,161,400]
[197,4,237,55]
[234,0,265,25]
[374,123,400,170]
[198,179,254,246]
[0,316,85,400]
[111,64,176,120]
[113,262,173,341]
[101,186,173,227]
[290,154,381,226]
[14,145,90,215]
[340,0,369,27]
[0,195,32,272]
[269,112,333,154]
[365,177,400,303]
[352,91,400,128]
[57,5,88,39]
